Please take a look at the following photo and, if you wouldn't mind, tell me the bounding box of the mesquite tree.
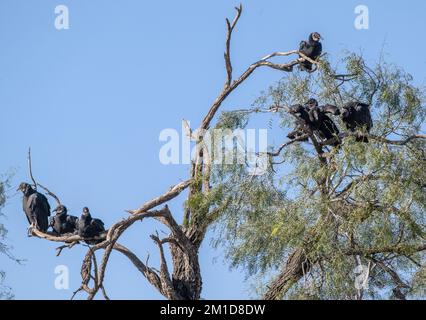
[212,54,426,299]
[27,5,425,300]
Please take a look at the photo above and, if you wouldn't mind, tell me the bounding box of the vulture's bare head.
[53,205,67,215]
[82,207,91,218]
[306,98,319,109]
[310,32,322,42]
[17,182,33,196]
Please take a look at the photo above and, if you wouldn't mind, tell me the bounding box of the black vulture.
[313,111,341,147]
[287,99,320,139]
[50,205,78,236]
[288,99,340,147]
[308,99,341,147]
[17,182,51,232]
[341,102,373,142]
[299,32,322,72]
[77,207,105,240]
[287,102,313,140]
[308,103,341,122]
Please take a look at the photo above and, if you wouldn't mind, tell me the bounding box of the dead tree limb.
[128,180,192,215]
[267,135,310,157]
[28,148,38,190]
[27,148,61,205]
[224,4,242,87]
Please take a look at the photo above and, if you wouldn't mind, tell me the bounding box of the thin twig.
[27,148,62,205]
[55,241,79,257]
[28,148,38,190]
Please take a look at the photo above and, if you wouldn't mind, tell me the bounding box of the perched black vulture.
[17,182,51,232]
[50,205,78,236]
[77,207,105,240]
[288,99,340,147]
[313,111,341,147]
[287,102,313,140]
[299,32,322,72]
[308,103,341,122]
[341,102,373,142]
[308,99,341,147]
[289,102,314,124]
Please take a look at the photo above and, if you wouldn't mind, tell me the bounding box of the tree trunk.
[169,238,202,300]
[263,247,311,300]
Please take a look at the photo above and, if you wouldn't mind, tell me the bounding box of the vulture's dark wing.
[91,218,105,233]
[289,104,304,114]
[27,193,51,232]
[318,115,340,146]
[354,102,369,111]
[77,218,87,236]
[299,40,308,52]
[367,112,373,130]
[66,215,78,227]
[313,42,322,58]
[22,196,33,225]
[50,216,59,233]
[322,104,340,115]
[352,103,373,131]
[343,101,357,110]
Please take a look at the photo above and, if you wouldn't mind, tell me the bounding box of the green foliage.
[216,111,249,130]
[207,53,425,299]
[0,177,14,300]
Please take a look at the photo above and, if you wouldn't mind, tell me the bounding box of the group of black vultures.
[17,182,105,242]
[16,32,372,242]
[290,32,372,147]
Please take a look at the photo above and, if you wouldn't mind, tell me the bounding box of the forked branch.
[224,4,243,87]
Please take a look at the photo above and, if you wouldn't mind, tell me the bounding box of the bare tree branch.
[261,50,320,67]
[267,135,310,157]
[55,241,78,257]
[334,173,379,199]
[31,228,105,244]
[113,243,164,295]
[369,257,410,292]
[200,56,312,132]
[345,244,426,256]
[128,180,192,215]
[27,148,62,205]
[151,233,181,300]
[224,4,242,87]
[320,133,426,147]
[37,183,62,206]
[100,285,110,300]
[367,134,426,146]
[27,148,38,190]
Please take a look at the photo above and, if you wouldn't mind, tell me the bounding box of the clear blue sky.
[0,0,425,299]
